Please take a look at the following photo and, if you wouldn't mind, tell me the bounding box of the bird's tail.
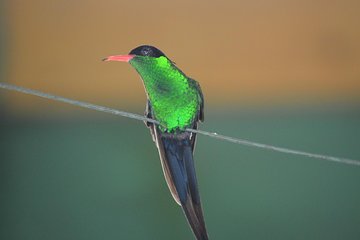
[154,128,208,240]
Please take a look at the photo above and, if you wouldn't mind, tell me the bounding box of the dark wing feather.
[145,101,181,203]
[188,78,204,152]
[189,78,204,123]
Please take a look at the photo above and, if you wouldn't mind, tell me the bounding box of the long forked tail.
[154,128,209,240]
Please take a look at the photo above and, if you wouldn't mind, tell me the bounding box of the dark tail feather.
[155,129,208,240]
[182,147,208,239]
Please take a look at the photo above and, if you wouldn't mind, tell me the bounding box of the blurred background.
[1,0,360,239]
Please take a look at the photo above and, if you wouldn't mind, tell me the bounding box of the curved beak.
[102,54,135,62]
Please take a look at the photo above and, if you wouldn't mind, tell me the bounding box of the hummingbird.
[103,45,208,240]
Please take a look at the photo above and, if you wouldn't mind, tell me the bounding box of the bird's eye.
[142,49,150,56]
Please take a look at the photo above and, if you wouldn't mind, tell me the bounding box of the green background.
[1,107,360,239]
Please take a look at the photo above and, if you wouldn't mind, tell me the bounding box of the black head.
[129,45,166,58]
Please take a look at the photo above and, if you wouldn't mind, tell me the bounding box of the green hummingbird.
[103,45,208,240]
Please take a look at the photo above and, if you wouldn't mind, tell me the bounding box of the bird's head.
[103,45,178,81]
[103,45,168,63]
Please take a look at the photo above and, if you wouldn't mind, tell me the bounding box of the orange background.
[5,0,360,115]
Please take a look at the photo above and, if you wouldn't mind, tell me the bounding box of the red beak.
[102,54,135,62]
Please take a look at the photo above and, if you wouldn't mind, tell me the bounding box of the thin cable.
[0,82,159,125]
[1,82,359,167]
[186,128,360,166]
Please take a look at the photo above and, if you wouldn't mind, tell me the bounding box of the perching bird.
[103,45,208,240]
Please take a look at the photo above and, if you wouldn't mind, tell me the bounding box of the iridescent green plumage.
[129,56,201,132]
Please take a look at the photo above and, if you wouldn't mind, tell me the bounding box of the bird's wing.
[145,101,182,204]
[145,101,208,239]
[188,78,204,152]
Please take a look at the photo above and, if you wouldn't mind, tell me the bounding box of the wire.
[0,82,159,124]
[186,128,360,166]
[1,82,359,167]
